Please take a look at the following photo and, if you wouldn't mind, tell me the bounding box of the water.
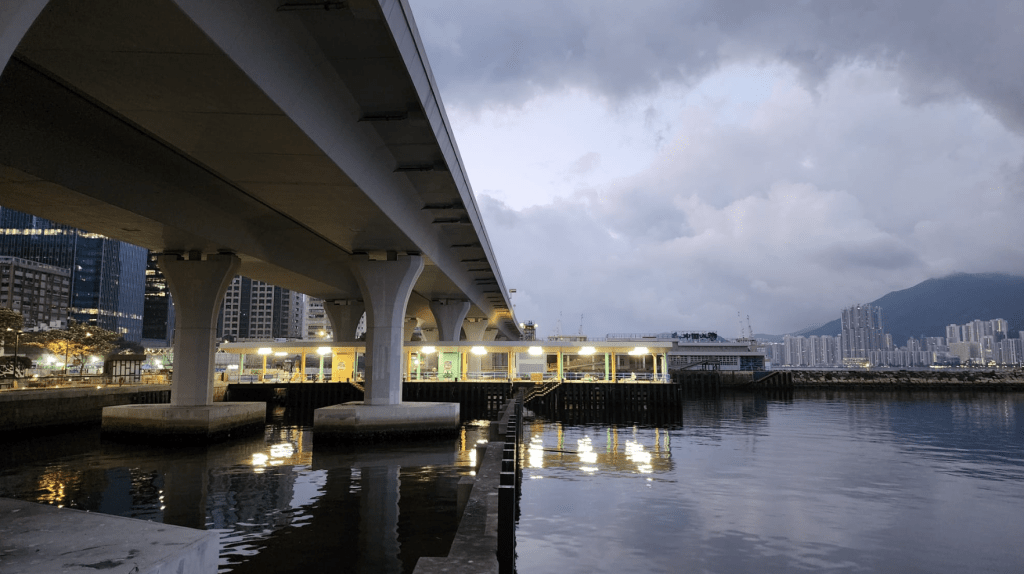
[519,391,1024,573]
[0,407,489,574]
[2,393,1022,573]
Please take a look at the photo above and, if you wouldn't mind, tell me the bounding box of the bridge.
[0,0,520,438]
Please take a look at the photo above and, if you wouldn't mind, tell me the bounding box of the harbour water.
[1,391,1023,573]
[519,390,1024,573]
[0,407,489,574]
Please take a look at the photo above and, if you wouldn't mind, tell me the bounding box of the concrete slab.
[0,385,171,433]
[102,402,266,443]
[314,401,459,442]
[0,497,218,574]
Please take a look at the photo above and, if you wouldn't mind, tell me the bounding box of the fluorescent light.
[421,346,437,354]
[579,346,596,355]
[471,346,487,356]
[528,346,543,356]
[257,347,273,355]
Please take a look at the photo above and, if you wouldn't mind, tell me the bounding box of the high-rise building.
[142,253,174,347]
[946,324,960,345]
[216,276,305,341]
[0,206,146,341]
[0,256,70,330]
[840,304,885,362]
[305,297,331,340]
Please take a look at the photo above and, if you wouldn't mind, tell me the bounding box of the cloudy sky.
[408,0,1024,338]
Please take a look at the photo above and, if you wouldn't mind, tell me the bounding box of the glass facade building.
[0,206,147,341]
[142,252,174,346]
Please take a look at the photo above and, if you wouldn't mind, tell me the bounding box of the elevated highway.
[0,0,517,339]
[0,0,520,437]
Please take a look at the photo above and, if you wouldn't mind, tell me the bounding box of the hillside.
[796,273,1024,344]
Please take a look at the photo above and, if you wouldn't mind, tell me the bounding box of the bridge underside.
[0,0,519,439]
[0,0,517,338]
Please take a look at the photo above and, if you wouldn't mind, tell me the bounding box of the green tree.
[24,321,120,373]
[1,308,24,347]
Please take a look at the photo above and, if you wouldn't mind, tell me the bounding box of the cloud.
[413,0,1024,136]
[474,63,1024,336]
[410,1,1024,337]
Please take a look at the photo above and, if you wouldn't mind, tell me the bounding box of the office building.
[216,276,305,341]
[0,256,70,330]
[0,206,146,341]
[142,253,174,347]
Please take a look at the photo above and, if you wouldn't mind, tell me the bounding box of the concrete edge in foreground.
[414,441,504,574]
[0,497,218,573]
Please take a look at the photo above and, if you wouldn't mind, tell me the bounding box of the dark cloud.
[412,0,1024,134]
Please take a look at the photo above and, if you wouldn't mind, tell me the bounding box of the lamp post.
[258,347,272,381]
[317,347,330,382]
[5,328,21,379]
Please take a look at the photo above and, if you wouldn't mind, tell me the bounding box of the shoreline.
[781,369,1024,390]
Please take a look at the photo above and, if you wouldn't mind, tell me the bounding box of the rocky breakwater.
[790,369,1024,390]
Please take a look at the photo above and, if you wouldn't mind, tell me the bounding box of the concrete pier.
[102,402,266,442]
[313,401,459,442]
[0,497,218,573]
[0,385,170,433]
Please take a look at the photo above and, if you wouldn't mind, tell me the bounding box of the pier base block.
[314,401,460,442]
[1,497,218,573]
[102,402,266,442]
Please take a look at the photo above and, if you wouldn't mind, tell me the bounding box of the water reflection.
[518,390,1024,574]
[0,409,489,573]
[524,422,674,479]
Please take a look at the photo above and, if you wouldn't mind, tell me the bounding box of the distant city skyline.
[764,314,1022,368]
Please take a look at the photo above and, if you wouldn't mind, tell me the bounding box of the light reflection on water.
[0,409,491,574]
[519,391,1024,574]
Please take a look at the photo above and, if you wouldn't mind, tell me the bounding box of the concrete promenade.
[0,497,218,573]
[414,399,521,574]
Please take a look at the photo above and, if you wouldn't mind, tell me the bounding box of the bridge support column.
[103,252,264,441]
[430,300,470,342]
[463,319,489,377]
[324,300,364,342]
[314,255,458,441]
[403,317,420,342]
[357,255,421,405]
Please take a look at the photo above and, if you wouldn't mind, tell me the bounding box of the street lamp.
[5,328,22,379]
[258,347,273,380]
[317,346,330,381]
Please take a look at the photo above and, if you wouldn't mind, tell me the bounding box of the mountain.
[797,273,1024,344]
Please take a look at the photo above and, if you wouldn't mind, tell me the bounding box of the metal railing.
[1,373,170,389]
